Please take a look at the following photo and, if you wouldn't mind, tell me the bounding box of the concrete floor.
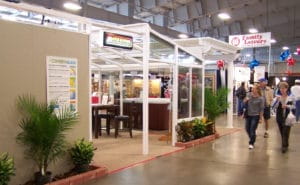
[87,116,300,185]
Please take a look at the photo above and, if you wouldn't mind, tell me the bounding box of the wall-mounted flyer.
[47,56,78,112]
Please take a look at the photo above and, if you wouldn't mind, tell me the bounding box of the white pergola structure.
[90,23,207,154]
[175,38,240,128]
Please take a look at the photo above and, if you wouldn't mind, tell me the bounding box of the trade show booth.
[0,1,240,184]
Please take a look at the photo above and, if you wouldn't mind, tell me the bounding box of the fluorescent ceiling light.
[178,33,188,39]
[248,28,258,33]
[218,13,231,20]
[245,54,251,57]
[1,15,16,21]
[282,46,289,50]
[63,2,82,11]
[270,39,276,44]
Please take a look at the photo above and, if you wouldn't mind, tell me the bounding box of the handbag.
[285,111,296,126]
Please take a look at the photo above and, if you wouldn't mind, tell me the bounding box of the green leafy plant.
[16,94,78,184]
[192,118,206,139]
[0,153,15,185]
[176,121,194,142]
[204,88,229,122]
[70,139,96,173]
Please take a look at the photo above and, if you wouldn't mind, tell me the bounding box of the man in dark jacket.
[236,82,247,116]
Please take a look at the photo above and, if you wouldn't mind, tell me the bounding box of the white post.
[88,35,93,141]
[172,46,179,146]
[227,59,234,128]
[268,45,271,74]
[189,68,192,118]
[119,70,124,129]
[142,26,150,155]
[98,71,102,95]
[202,66,205,117]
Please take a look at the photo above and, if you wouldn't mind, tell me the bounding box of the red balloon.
[217,60,225,69]
[287,57,296,66]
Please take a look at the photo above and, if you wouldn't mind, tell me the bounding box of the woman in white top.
[272,82,295,153]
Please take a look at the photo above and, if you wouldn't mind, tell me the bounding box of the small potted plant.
[16,94,78,185]
[192,118,207,139]
[0,152,15,185]
[70,138,96,173]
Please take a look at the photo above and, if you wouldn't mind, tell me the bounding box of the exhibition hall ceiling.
[2,0,299,62]
[86,0,300,46]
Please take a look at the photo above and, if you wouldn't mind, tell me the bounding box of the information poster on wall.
[47,56,78,112]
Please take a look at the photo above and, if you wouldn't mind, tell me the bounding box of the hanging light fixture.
[248,28,258,33]
[178,33,188,39]
[63,2,82,11]
[218,13,231,20]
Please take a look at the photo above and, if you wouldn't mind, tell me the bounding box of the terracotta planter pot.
[175,133,218,148]
[45,165,108,185]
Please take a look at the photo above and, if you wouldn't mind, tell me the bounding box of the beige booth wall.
[0,20,90,184]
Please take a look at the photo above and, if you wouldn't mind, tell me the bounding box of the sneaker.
[248,145,254,149]
[264,132,269,138]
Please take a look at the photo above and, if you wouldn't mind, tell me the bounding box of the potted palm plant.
[204,88,229,132]
[0,153,15,185]
[16,94,78,185]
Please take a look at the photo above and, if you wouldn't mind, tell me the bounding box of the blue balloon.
[249,59,260,69]
[280,50,290,61]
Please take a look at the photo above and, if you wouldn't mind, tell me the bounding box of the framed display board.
[205,74,216,92]
[47,56,78,112]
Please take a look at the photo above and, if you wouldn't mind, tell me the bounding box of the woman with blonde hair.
[272,82,295,153]
[244,84,264,149]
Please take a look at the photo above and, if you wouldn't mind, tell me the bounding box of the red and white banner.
[229,32,271,48]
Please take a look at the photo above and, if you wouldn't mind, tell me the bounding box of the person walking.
[258,78,274,138]
[291,79,300,122]
[236,82,247,116]
[272,82,295,153]
[244,84,264,149]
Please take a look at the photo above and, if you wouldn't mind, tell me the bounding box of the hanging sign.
[229,32,271,48]
[103,32,133,49]
[47,56,78,112]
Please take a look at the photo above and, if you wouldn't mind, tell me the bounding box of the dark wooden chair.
[97,113,114,136]
[114,101,138,138]
[114,115,131,138]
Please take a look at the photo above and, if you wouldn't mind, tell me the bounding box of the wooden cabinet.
[123,102,170,130]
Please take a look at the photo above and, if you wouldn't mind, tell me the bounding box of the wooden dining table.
[92,104,119,138]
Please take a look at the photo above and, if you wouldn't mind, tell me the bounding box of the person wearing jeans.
[244,84,264,149]
[272,82,295,153]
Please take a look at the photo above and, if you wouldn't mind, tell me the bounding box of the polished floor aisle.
[87,117,300,185]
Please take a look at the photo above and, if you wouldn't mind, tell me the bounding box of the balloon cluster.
[249,59,260,70]
[217,60,225,70]
[280,49,297,67]
[280,50,290,61]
